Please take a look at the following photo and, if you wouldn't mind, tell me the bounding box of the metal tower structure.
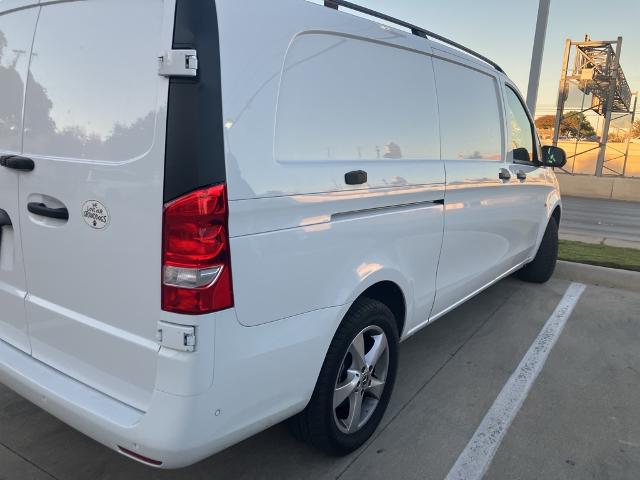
[552,36,637,176]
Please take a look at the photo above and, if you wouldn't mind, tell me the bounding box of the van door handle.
[0,209,11,249]
[0,155,34,172]
[516,170,527,181]
[0,209,10,227]
[345,170,368,185]
[498,168,511,181]
[27,203,69,220]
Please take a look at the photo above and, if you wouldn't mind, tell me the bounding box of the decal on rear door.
[82,200,110,230]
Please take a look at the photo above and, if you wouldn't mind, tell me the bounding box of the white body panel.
[15,0,171,411]
[220,9,446,329]
[0,0,562,468]
[0,6,38,354]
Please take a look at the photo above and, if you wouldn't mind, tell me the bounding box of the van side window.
[22,1,163,162]
[433,59,503,161]
[0,9,38,153]
[274,34,440,162]
[504,86,536,163]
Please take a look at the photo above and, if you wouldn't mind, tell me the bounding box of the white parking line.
[445,282,586,480]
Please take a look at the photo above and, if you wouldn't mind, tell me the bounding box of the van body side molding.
[331,199,444,222]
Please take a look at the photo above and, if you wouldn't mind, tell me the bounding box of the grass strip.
[559,240,640,272]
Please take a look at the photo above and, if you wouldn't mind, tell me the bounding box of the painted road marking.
[445,282,586,480]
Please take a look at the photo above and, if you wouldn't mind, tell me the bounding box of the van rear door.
[0,5,39,354]
[17,0,170,410]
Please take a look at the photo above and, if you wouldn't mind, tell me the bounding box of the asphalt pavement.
[0,266,639,479]
[560,196,640,248]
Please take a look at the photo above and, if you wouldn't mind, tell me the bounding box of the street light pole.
[526,0,551,117]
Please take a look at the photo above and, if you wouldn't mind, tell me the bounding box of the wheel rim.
[333,325,390,434]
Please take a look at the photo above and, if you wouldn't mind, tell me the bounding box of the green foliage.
[535,115,556,130]
[559,240,640,272]
[535,113,596,138]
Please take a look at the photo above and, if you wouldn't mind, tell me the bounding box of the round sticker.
[82,200,110,230]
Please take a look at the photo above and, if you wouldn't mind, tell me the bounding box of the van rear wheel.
[517,217,559,283]
[289,298,399,455]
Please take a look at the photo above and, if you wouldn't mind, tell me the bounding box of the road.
[1,272,639,479]
[560,195,640,247]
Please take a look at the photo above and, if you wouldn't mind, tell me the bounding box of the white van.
[0,0,567,468]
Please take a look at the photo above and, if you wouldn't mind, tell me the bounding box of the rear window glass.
[274,33,440,163]
[434,59,503,161]
[22,0,162,162]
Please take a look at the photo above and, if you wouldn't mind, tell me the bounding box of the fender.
[530,176,562,261]
[334,265,415,339]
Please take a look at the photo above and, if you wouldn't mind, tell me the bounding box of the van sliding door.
[431,57,520,318]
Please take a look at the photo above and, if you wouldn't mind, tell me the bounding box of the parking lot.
[1,267,639,480]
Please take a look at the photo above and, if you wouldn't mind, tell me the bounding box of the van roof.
[322,0,504,74]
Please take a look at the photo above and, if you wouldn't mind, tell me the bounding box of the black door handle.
[498,168,511,181]
[0,209,10,227]
[516,170,527,181]
[345,170,368,185]
[0,155,34,172]
[0,208,10,249]
[27,203,69,220]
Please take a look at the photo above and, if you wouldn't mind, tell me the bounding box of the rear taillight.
[162,184,233,314]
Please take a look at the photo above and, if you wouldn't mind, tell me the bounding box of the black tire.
[289,298,399,455]
[516,217,559,283]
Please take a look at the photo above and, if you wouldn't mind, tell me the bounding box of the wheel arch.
[356,281,406,339]
[531,192,562,258]
[551,204,561,226]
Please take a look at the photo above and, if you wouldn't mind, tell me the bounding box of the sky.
[339,0,640,118]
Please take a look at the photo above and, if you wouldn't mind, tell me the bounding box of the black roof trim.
[324,0,504,73]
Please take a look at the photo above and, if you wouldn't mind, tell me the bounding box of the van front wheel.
[517,217,559,283]
[289,298,399,455]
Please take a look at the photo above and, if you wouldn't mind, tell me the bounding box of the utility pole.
[526,0,551,117]
[552,39,571,147]
[595,36,623,176]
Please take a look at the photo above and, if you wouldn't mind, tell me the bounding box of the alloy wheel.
[332,325,390,434]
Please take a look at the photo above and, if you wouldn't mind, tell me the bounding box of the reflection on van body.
[0,10,38,153]
[275,33,440,163]
[22,0,161,162]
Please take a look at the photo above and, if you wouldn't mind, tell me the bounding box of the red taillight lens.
[162,184,233,314]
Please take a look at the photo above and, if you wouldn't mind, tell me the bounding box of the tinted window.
[23,0,162,161]
[434,59,503,161]
[504,86,536,162]
[0,8,38,153]
[275,34,440,162]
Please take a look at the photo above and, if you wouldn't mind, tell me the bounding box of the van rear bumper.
[0,305,345,468]
[0,332,275,469]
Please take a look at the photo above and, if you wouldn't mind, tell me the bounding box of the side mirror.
[540,145,567,168]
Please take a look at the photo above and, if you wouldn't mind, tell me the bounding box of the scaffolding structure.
[552,35,637,176]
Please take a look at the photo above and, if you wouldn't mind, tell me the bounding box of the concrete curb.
[554,260,640,292]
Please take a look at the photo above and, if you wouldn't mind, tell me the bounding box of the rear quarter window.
[22,0,163,162]
[274,33,440,163]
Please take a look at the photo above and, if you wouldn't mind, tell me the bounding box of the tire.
[289,298,399,455]
[516,217,559,283]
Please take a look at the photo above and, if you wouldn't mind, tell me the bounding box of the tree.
[562,112,596,138]
[535,115,556,130]
[633,119,640,139]
[534,113,596,138]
